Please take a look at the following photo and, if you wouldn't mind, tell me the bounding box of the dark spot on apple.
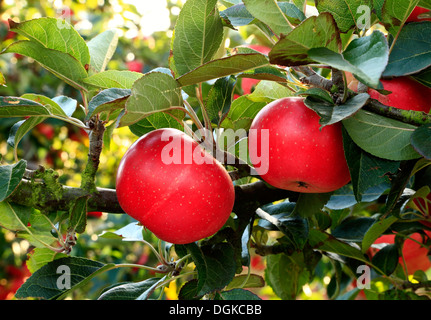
[296,181,309,188]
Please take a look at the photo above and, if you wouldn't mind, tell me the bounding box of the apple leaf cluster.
[0,0,431,300]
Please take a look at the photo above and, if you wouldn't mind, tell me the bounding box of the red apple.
[368,77,431,113]
[372,232,431,274]
[126,61,144,73]
[87,211,103,218]
[406,6,431,23]
[115,128,235,244]
[248,97,351,193]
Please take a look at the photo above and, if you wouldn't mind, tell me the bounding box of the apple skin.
[372,232,431,274]
[115,128,235,244]
[406,6,431,23]
[248,97,351,193]
[368,77,431,113]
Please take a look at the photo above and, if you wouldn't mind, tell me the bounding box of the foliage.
[0,0,431,301]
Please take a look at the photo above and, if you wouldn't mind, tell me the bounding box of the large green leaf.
[342,109,421,161]
[16,256,114,300]
[9,17,90,68]
[2,41,88,89]
[383,22,431,77]
[315,0,374,32]
[268,12,341,67]
[172,0,224,77]
[362,216,398,253]
[119,72,184,127]
[308,31,388,88]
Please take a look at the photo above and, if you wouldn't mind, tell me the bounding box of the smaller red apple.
[406,6,431,23]
[368,77,431,113]
[126,61,144,73]
[372,232,431,274]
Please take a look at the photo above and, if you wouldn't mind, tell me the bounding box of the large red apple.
[406,6,431,23]
[372,232,431,274]
[368,77,431,113]
[115,128,235,244]
[248,97,351,193]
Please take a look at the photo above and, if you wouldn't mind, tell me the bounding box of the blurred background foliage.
[0,0,282,300]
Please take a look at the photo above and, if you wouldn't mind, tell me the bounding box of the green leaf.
[380,0,420,37]
[87,29,119,75]
[52,96,77,117]
[0,96,50,118]
[304,93,370,128]
[26,248,68,274]
[220,96,267,131]
[20,94,69,118]
[247,80,293,102]
[185,242,237,297]
[119,72,183,127]
[383,22,431,77]
[86,88,131,121]
[18,210,58,249]
[342,109,421,161]
[67,196,88,234]
[98,222,144,241]
[265,252,310,300]
[362,216,398,253]
[225,274,265,290]
[269,12,341,67]
[128,112,185,137]
[331,217,376,242]
[219,288,262,300]
[82,70,143,89]
[176,53,269,87]
[308,31,389,88]
[342,127,400,202]
[172,0,224,77]
[371,243,399,275]
[9,17,90,68]
[242,0,299,35]
[16,256,114,300]
[411,124,431,160]
[2,41,88,89]
[0,201,31,232]
[308,229,370,264]
[206,76,236,127]
[98,277,164,300]
[0,160,26,202]
[315,0,373,32]
[325,183,390,210]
